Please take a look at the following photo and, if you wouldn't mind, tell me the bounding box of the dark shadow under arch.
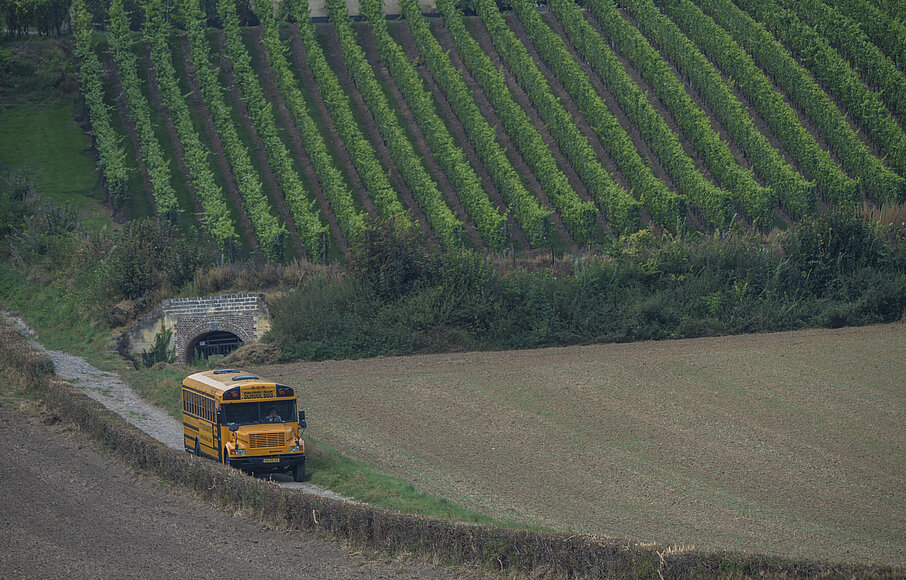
[188,330,243,362]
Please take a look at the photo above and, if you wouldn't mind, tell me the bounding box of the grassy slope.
[0,102,108,228]
[252,324,906,565]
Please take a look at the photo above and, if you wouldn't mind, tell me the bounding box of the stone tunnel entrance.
[188,330,243,361]
[125,294,270,364]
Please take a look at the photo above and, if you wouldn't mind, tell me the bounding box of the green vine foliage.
[73,0,130,208]
[550,0,751,224]
[108,0,181,219]
[696,0,906,203]
[659,0,858,207]
[436,0,598,242]
[476,0,645,232]
[143,0,238,250]
[291,0,410,228]
[513,0,703,228]
[177,0,288,262]
[789,0,906,125]
[362,0,507,250]
[592,0,801,223]
[831,0,906,72]
[326,0,463,249]
[735,0,906,182]
[217,0,326,259]
[259,11,366,242]
[400,0,550,247]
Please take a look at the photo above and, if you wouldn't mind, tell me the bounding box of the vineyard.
[73,0,906,261]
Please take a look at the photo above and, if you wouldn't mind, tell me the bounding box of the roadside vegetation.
[269,210,906,360]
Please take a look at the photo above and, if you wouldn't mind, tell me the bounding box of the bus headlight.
[233,448,246,456]
[290,445,300,452]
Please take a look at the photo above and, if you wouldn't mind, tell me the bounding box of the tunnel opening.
[190,331,243,361]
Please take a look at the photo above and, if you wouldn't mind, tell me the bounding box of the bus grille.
[248,433,283,449]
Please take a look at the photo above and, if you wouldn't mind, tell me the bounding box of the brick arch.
[176,316,258,363]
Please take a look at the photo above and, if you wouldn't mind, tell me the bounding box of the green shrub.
[269,208,906,361]
[101,217,213,301]
[345,217,428,300]
[141,323,175,367]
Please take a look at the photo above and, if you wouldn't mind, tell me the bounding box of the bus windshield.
[222,401,297,425]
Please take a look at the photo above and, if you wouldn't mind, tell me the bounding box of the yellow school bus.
[182,369,307,481]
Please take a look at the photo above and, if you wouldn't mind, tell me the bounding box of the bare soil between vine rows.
[254,323,906,566]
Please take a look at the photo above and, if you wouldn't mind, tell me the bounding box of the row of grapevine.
[400,0,551,246]
[107,0,180,217]
[178,0,287,261]
[259,11,366,242]
[435,0,598,241]
[291,0,408,225]
[552,0,745,227]
[326,0,463,249]
[143,0,238,249]
[696,0,906,203]
[554,0,752,224]
[513,0,700,227]
[475,0,644,232]
[606,0,806,220]
[217,0,326,258]
[72,0,129,207]
[361,0,506,249]
[830,0,906,71]
[734,0,906,180]
[661,0,857,207]
[789,0,906,124]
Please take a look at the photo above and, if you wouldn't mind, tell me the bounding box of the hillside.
[53,0,906,261]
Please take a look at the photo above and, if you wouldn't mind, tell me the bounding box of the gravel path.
[0,310,348,501]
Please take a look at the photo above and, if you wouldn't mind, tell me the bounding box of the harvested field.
[254,323,906,565]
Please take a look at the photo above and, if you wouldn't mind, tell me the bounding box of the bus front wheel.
[292,461,306,482]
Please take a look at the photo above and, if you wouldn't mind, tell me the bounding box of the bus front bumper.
[227,453,306,473]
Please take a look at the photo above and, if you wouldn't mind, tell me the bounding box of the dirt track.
[0,403,486,579]
[255,323,906,566]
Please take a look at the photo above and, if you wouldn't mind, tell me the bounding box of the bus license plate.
[263,458,279,463]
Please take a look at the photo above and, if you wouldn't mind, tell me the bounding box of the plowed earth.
[0,404,483,579]
[253,323,906,566]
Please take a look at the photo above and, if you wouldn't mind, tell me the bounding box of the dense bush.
[101,217,214,301]
[269,211,906,361]
[1,169,214,319]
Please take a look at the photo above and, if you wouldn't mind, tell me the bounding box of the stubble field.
[253,323,906,565]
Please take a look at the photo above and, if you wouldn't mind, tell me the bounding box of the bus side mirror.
[299,410,306,422]
[228,422,239,432]
[216,409,223,423]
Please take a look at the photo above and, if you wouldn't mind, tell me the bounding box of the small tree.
[141,323,175,367]
[345,217,428,300]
